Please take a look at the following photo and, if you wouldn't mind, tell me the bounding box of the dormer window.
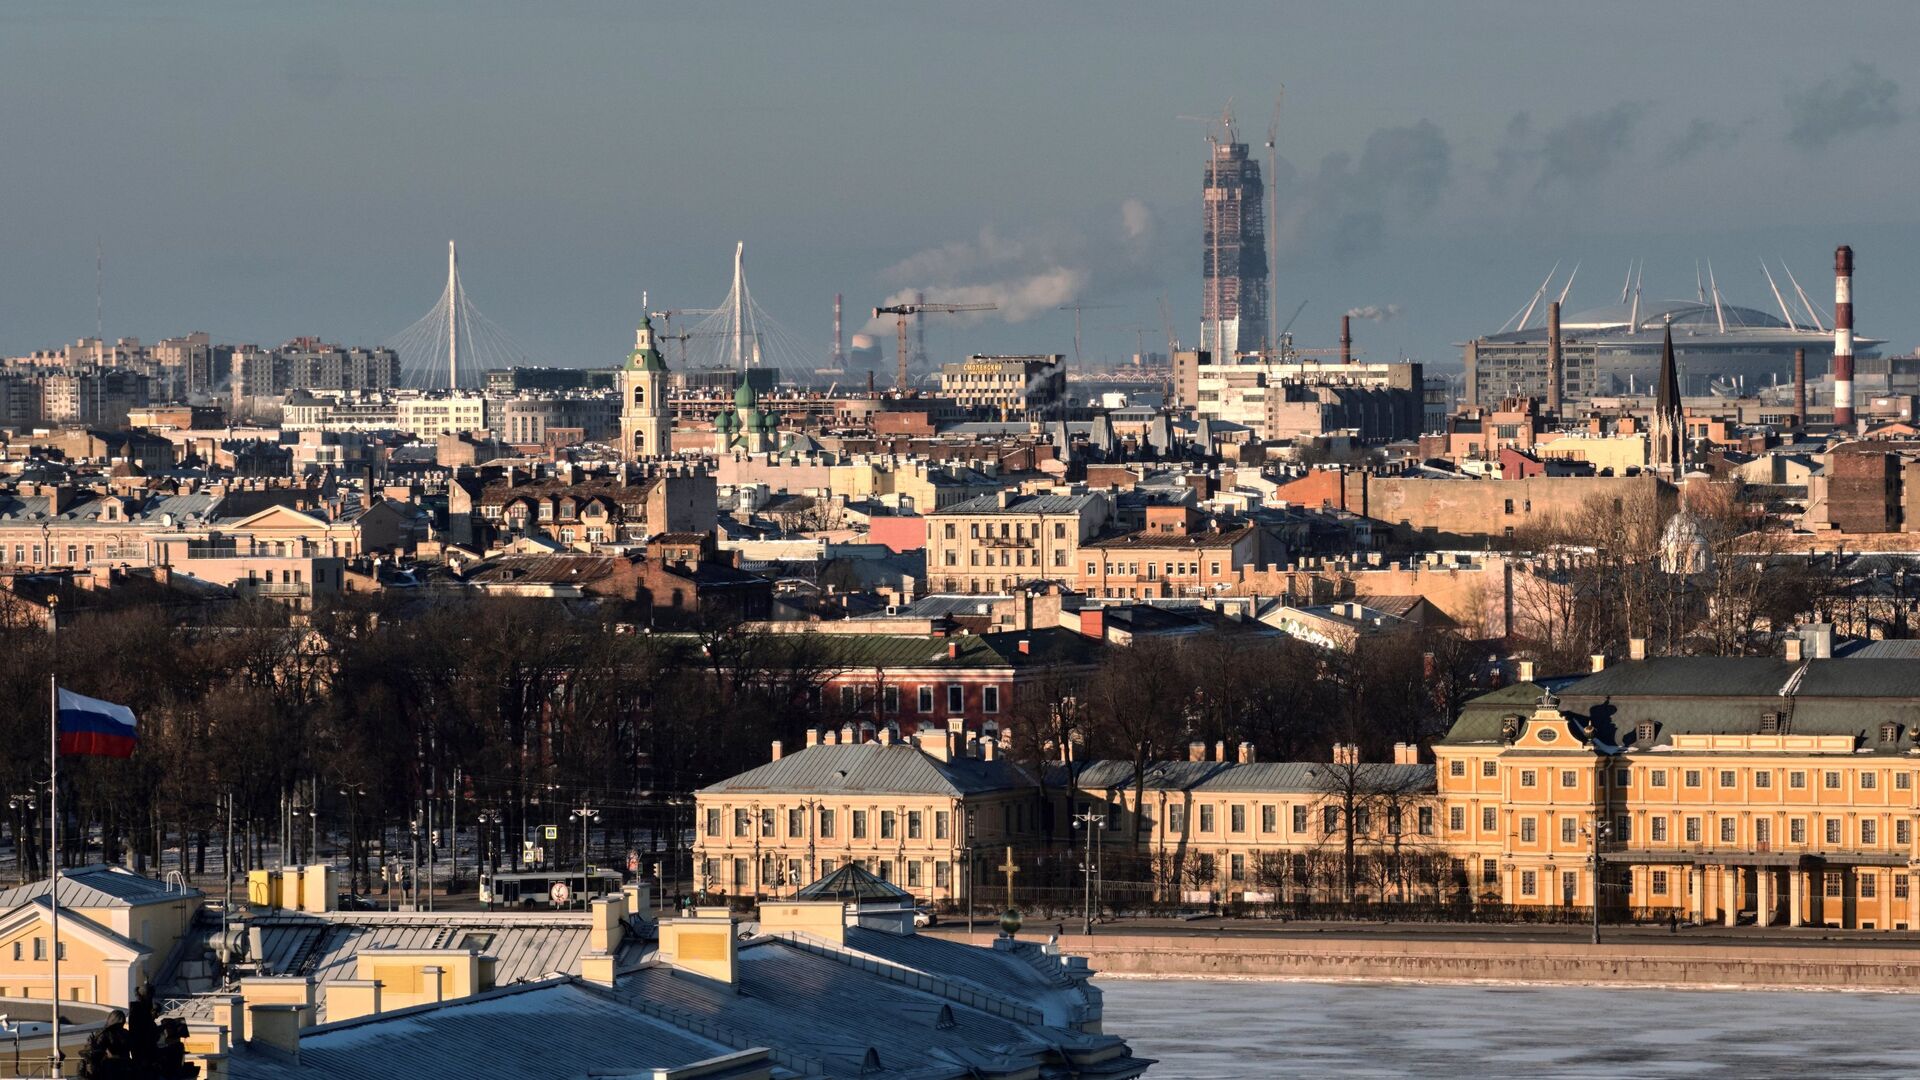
[1635,720,1656,743]
[1759,712,1781,735]
[1882,722,1900,745]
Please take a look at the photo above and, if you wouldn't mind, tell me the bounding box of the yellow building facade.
[703,654,1920,931]
[1436,656,1920,929]
[694,729,1039,902]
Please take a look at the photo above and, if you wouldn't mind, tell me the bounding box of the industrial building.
[938,354,1065,419]
[1463,290,1878,410]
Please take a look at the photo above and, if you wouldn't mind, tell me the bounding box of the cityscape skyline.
[4,1,1920,371]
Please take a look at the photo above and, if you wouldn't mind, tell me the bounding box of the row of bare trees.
[0,595,853,890]
[1508,482,1889,671]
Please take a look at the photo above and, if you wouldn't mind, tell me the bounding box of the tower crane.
[1057,302,1122,371]
[649,309,706,367]
[872,301,997,391]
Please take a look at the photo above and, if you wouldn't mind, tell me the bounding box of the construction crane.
[1057,302,1122,370]
[872,301,997,391]
[1121,326,1159,365]
[649,309,705,367]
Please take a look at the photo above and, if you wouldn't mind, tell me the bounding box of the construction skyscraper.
[1201,120,1268,359]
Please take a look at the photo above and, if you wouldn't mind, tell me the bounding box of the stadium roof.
[1478,298,1881,349]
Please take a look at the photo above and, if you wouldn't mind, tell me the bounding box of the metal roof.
[1443,658,1920,752]
[930,492,1104,516]
[1067,759,1431,795]
[0,864,200,910]
[158,910,651,1022]
[612,938,1125,1080]
[794,862,913,903]
[699,743,1032,798]
[225,980,740,1080]
[751,627,1105,671]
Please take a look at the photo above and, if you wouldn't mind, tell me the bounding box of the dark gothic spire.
[1652,317,1684,472]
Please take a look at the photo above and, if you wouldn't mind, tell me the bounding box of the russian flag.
[56,689,138,758]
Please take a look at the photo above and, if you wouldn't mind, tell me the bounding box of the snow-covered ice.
[1102,977,1915,1078]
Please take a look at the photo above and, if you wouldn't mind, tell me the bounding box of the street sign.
[521,841,538,863]
[542,825,558,841]
[550,881,570,904]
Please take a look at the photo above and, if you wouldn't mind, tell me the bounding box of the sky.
[3,0,1918,377]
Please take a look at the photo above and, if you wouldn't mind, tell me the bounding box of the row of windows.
[1523,868,1916,902]
[1495,811,1913,848]
[837,684,997,715]
[708,806,956,842]
[944,548,1068,568]
[8,939,62,961]
[707,855,954,890]
[940,521,1071,541]
[1085,560,1225,579]
[1163,803,1435,838]
[1459,758,1916,794]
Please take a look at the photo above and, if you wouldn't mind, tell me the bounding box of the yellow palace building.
[1436,648,1920,929]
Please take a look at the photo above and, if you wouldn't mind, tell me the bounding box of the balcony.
[248,582,313,597]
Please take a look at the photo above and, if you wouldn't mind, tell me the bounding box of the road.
[927,914,1920,950]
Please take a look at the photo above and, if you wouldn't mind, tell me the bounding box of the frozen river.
[1102,977,1917,1078]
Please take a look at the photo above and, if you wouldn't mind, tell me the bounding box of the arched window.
[633,386,646,406]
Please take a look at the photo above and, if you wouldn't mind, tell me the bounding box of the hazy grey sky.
[3,0,1918,373]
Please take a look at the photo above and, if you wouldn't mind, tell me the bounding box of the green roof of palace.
[1438,658,1920,754]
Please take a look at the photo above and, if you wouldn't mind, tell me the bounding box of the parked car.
[337,893,380,911]
[913,903,938,928]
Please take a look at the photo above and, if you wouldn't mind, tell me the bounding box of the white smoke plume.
[1344,304,1401,322]
[864,199,1157,342]
[866,268,1088,334]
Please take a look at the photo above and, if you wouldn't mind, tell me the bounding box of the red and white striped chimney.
[1832,245,1855,428]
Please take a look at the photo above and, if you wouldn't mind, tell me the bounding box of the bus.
[480,868,626,908]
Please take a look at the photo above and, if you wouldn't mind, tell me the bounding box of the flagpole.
[48,673,61,1079]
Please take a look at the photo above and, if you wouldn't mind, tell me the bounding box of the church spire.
[1651,316,1684,473]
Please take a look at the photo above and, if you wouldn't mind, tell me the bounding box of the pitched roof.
[742,627,1105,671]
[1068,759,1432,794]
[0,864,200,910]
[159,910,652,1021]
[1440,658,1920,752]
[225,980,738,1080]
[699,742,1032,797]
[794,862,913,903]
[929,492,1103,516]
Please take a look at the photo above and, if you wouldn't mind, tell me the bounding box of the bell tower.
[620,315,671,460]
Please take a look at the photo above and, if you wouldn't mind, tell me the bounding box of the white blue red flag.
[55,688,138,758]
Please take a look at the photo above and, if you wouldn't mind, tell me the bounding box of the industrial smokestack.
[1793,347,1807,427]
[1833,245,1854,428]
[1546,301,1563,415]
[1340,315,1352,366]
[833,293,845,370]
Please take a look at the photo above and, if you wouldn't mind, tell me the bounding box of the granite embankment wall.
[1004,933,1920,990]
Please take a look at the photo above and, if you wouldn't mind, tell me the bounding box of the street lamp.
[475,811,501,910]
[8,794,35,884]
[1072,807,1105,935]
[1586,816,1614,945]
[571,804,599,911]
[408,817,421,910]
